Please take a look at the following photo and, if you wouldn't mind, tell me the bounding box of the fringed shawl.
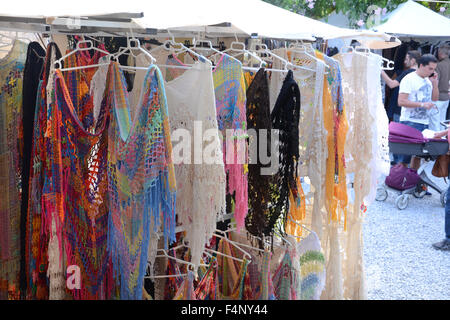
[106,62,176,300]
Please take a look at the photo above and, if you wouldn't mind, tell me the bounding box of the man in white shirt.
[397,54,439,169]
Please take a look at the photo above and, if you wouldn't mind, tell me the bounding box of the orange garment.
[316,51,349,230]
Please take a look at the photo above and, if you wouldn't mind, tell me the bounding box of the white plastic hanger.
[145,260,195,280]
[204,231,252,263]
[273,228,295,248]
[0,32,29,53]
[147,241,210,280]
[342,45,394,70]
[191,33,244,67]
[286,216,313,239]
[113,36,156,72]
[217,40,267,68]
[216,228,266,254]
[219,221,287,251]
[191,37,224,64]
[0,31,30,44]
[288,41,330,72]
[251,43,316,73]
[54,39,111,71]
[151,30,211,71]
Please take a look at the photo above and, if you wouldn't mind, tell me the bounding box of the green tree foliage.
[263,0,449,28]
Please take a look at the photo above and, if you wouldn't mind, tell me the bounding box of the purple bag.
[385,164,421,190]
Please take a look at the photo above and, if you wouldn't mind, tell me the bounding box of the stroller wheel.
[375,186,388,201]
[395,194,409,210]
[440,190,447,207]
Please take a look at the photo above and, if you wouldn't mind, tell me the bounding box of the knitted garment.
[216,238,251,300]
[272,250,298,300]
[25,43,61,300]
[45,59,112,300]
[334,52,372,300]
[130,51,226,276]
[246,249,275,300]
[272,251,296,300]
[245,68,279,244]
[297,231,326,300]
[244,70,256,90]
[287,177,307,238]
[316,52,348,301]
[366,53,390,203]
[20,42,45,298]
[317,51,349,228]
[173,271,196,300]
[62,50,106,134]
[163,250,185,300]
[0,40,27,300]
[194,256,218,300]
[293,55,327,241]
[106,62,176,300]
[272,48,327,240]
[270,70,301,235]
[156,54,226,274]
[212,54,248,232]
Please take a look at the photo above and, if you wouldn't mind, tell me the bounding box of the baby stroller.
[376,122,449,210]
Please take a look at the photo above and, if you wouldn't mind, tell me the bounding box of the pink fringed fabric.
[213,54,248,231]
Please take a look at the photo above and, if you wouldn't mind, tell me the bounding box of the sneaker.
[432,240,450,251]
[425,191,432,196]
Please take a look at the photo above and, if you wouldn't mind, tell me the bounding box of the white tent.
[0,0,399,46]
[373,0,450,38]
[139,0,353,40]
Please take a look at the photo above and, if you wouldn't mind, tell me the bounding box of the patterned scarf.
[106,62,176,300]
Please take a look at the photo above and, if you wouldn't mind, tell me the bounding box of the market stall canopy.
[0,1,145,18]
[137,0,321,40]
[129,0,400,46]
[330,29,401,49]
[372,0,450,38]
[0,0,399,46]
[0,0,153,36]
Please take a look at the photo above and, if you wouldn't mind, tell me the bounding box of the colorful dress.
[106,62,176,300]
[45,56,112,299]
[0,40,27,300]
[25,43,61,300]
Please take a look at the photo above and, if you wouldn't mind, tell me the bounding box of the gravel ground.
[363,162,450,300]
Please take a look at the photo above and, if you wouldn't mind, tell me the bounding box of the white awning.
[373,0,450,38]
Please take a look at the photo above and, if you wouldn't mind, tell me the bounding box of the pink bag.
[385,164,421,191]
